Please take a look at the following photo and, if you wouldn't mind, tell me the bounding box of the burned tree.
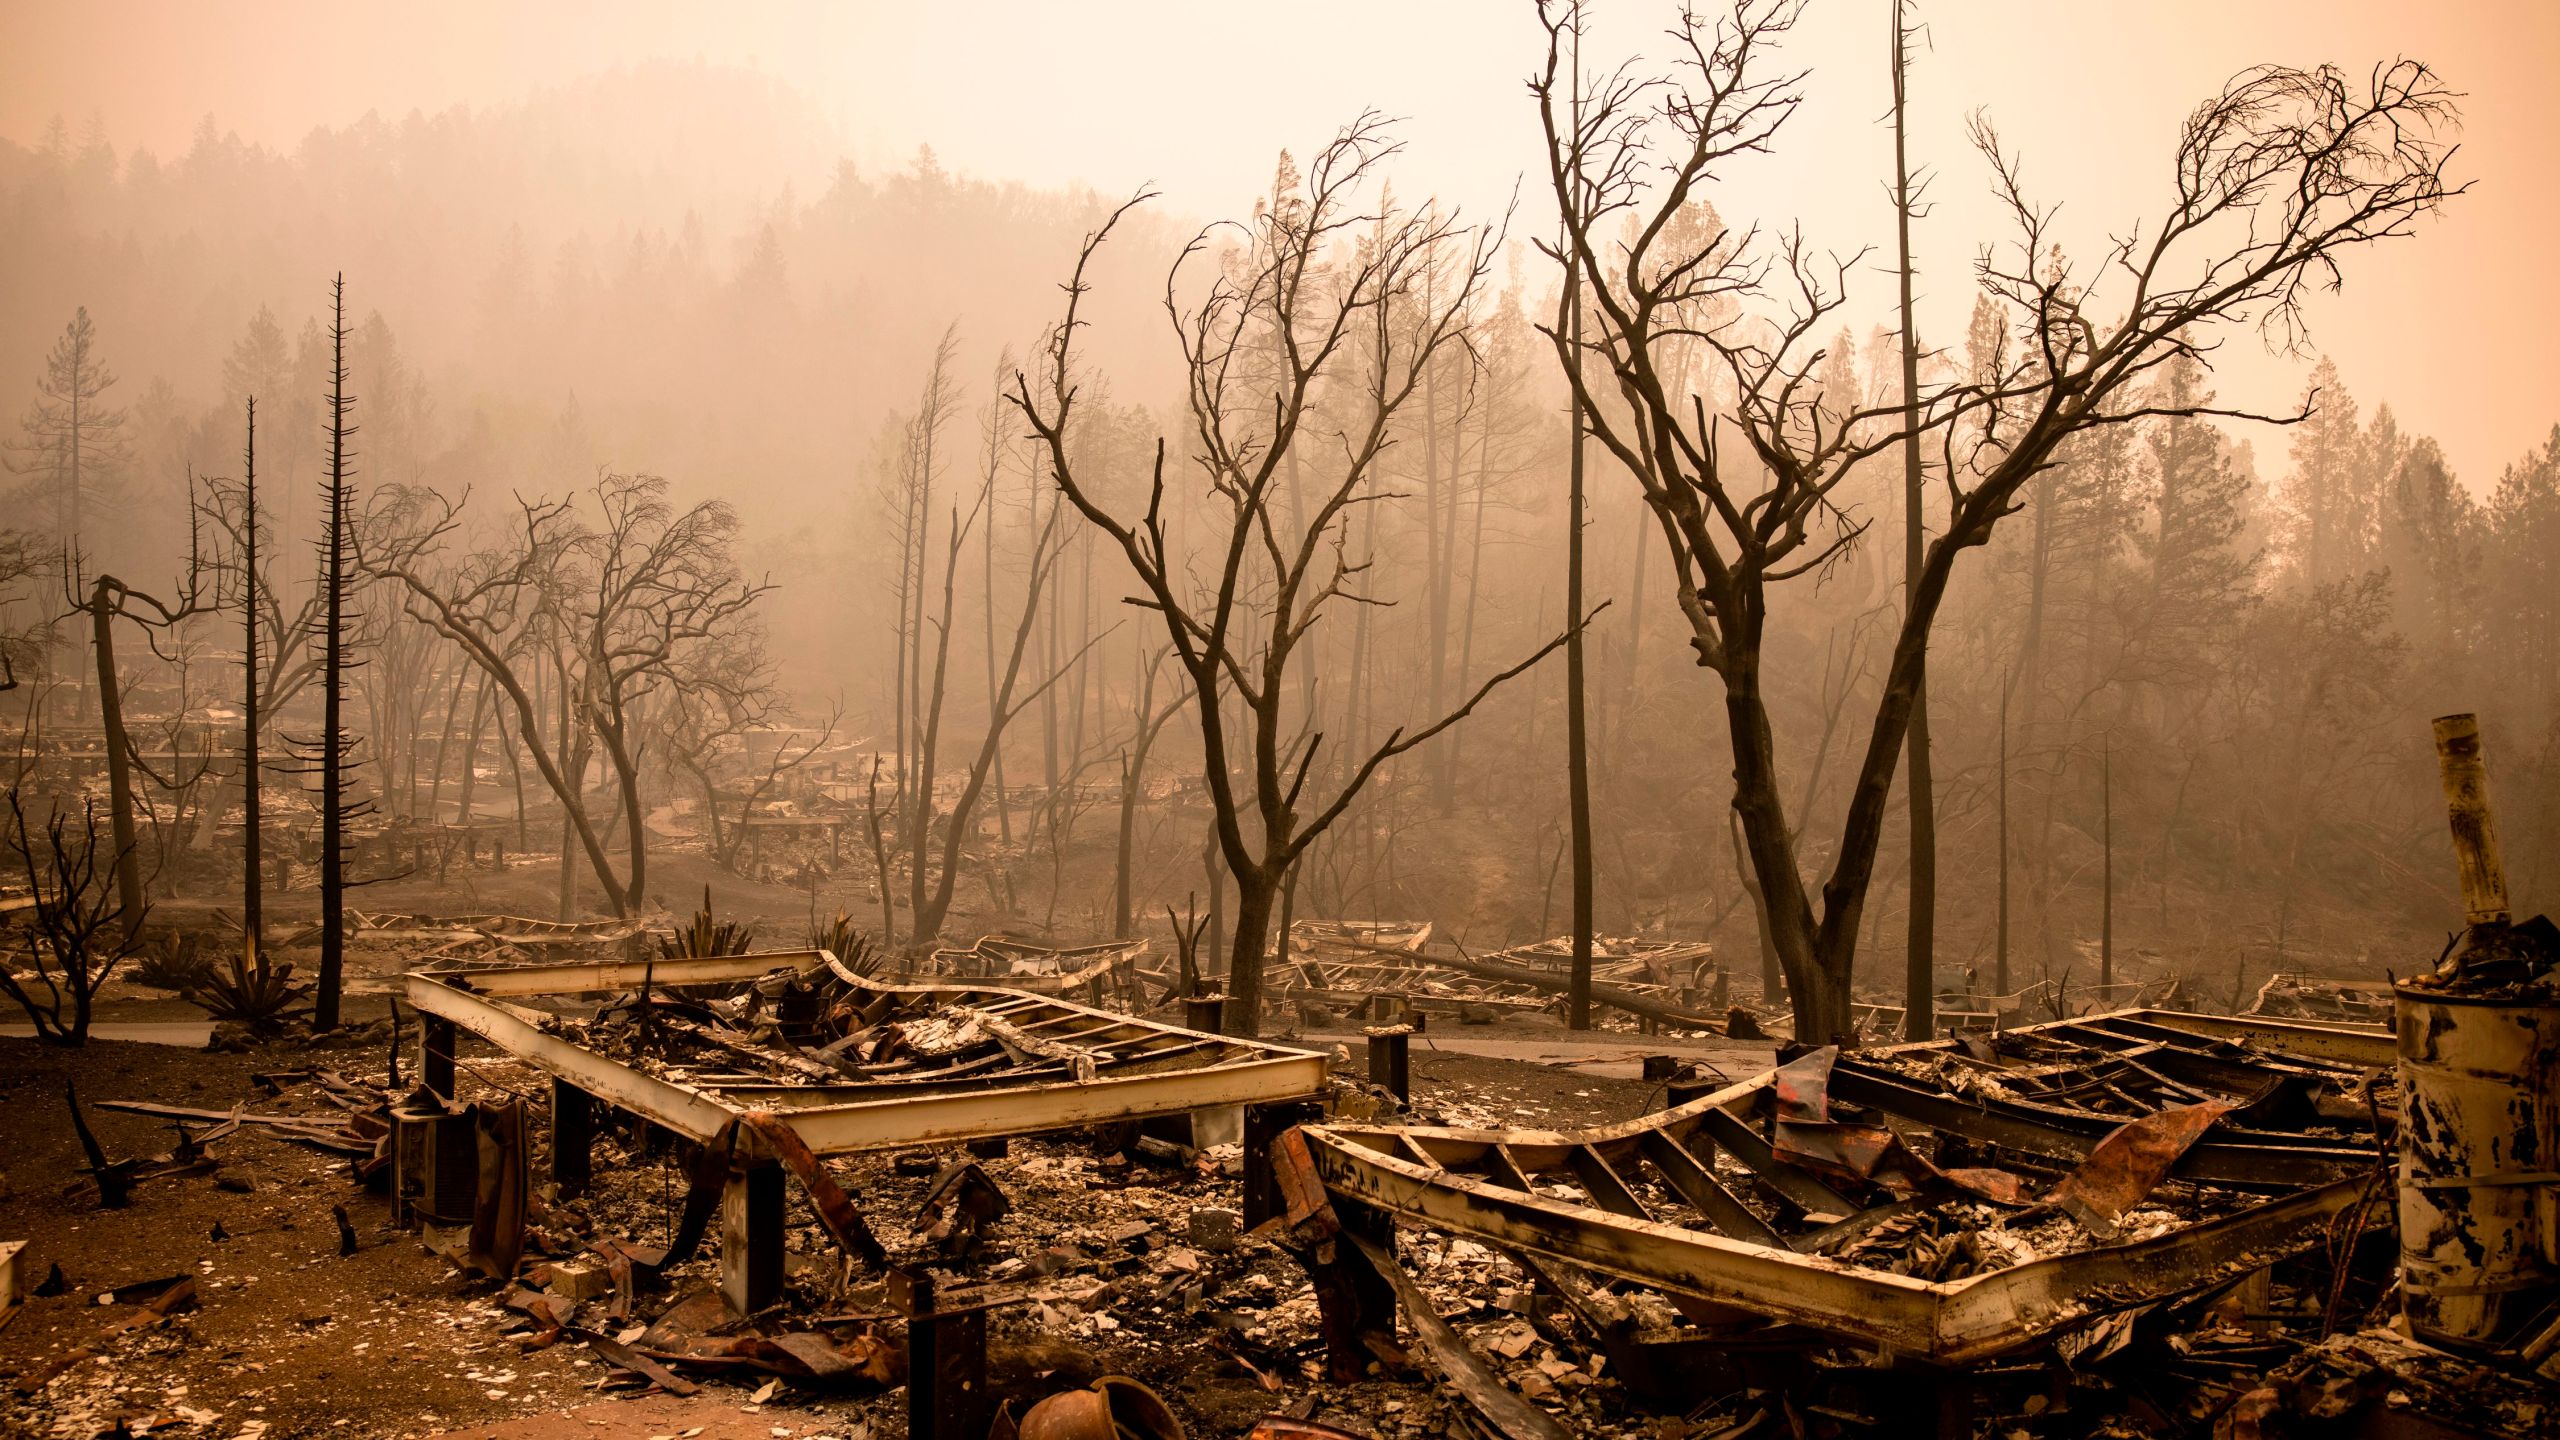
[896,460,1082,948]
[0,789,141,1044]
[1016,120,1581,1035]
[659,634,838,875]
[300,274,364,1030]
[362,472,769,918]
[1887,0,1936,1040]
[1533,0,2459,1040]
[1114,648,1186,940]
[230,398,271,953]
[202,414,324,891]
[62,498,211,941]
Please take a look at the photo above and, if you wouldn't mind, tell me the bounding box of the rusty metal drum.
[2395,984,2560,1347]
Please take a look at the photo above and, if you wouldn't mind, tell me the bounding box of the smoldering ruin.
[2,3,2558,1437]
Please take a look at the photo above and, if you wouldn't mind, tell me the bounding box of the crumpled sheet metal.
[2045,1099,2238,1239]
[1769,1046,2032,1205]
[1347,1232,1569,1440]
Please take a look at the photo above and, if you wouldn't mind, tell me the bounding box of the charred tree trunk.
[314,274,356,1031]
[1563,117,1597,1029]
[1892,1,1936,1041]
[88,580,143,937]
[239,397,264,955]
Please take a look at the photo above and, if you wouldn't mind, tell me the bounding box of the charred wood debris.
[7,728,2557,1438]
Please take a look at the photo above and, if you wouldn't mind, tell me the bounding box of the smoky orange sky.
[5,0,2554,487]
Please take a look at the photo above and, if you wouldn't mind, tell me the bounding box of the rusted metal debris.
[1344,1232,1570,1440]
[62,1080,141,1208]
[1300,1008,2395,1367]
[1006,1373,1186,1440]
[400,948,1327,1313]
[926,935,1151,1002]
[2243,972,2395,1024]
[404,949,1327,1150]
[914,1160,1011,1260]
[339,908,650,966]
[1262,927,1749,1033]
[1292,919,1435,960]
[2043,1097,2236,1239]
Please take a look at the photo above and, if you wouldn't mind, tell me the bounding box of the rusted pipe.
[2432,713,2512,926]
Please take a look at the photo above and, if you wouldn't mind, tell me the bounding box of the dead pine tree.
[1016,120,1586,1037]
[295,273,367,1031]
[236,397,267,958]
[202,425,324,906]
[1534,0,2460,1042]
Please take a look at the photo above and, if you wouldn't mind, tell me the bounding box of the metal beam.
[425,949,831,997]
[403,959,1330,1157]
[1306,1124,2368,1364]
[2111,1009,2395,1069]
[404,972,736,1142]
[1823,1061,2370,1190]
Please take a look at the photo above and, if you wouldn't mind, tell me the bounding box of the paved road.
[1,1019,215,1046]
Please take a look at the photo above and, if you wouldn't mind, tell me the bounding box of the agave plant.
[804,910,879,978]
[659,885,756,959]
[185,936,313,1032]
[129,932,215,993]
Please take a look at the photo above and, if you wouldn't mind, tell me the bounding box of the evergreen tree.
[223,304,292,408]
[2136,352,2259,686]
[2276,358,2373,587]
[7,307,129,542]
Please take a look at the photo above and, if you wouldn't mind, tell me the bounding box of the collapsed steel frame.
[922,935,1151,1001]
[1305,1009,2394,1364]
[403,949,1329,1309]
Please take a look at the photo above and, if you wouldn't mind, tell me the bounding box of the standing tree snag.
[1532,0,2459,1042]
[1014,119,1585,1036]
[233,397,267,956]
[63,496,211,941]
[898,474,1084,948]
[1887,0,1935,1040]
[304,274,363,1030]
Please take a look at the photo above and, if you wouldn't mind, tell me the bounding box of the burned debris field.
[4,1,2560,1436]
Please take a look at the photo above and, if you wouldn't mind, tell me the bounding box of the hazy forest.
[1,3,2554,1437]
[6,43,2547,1029]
